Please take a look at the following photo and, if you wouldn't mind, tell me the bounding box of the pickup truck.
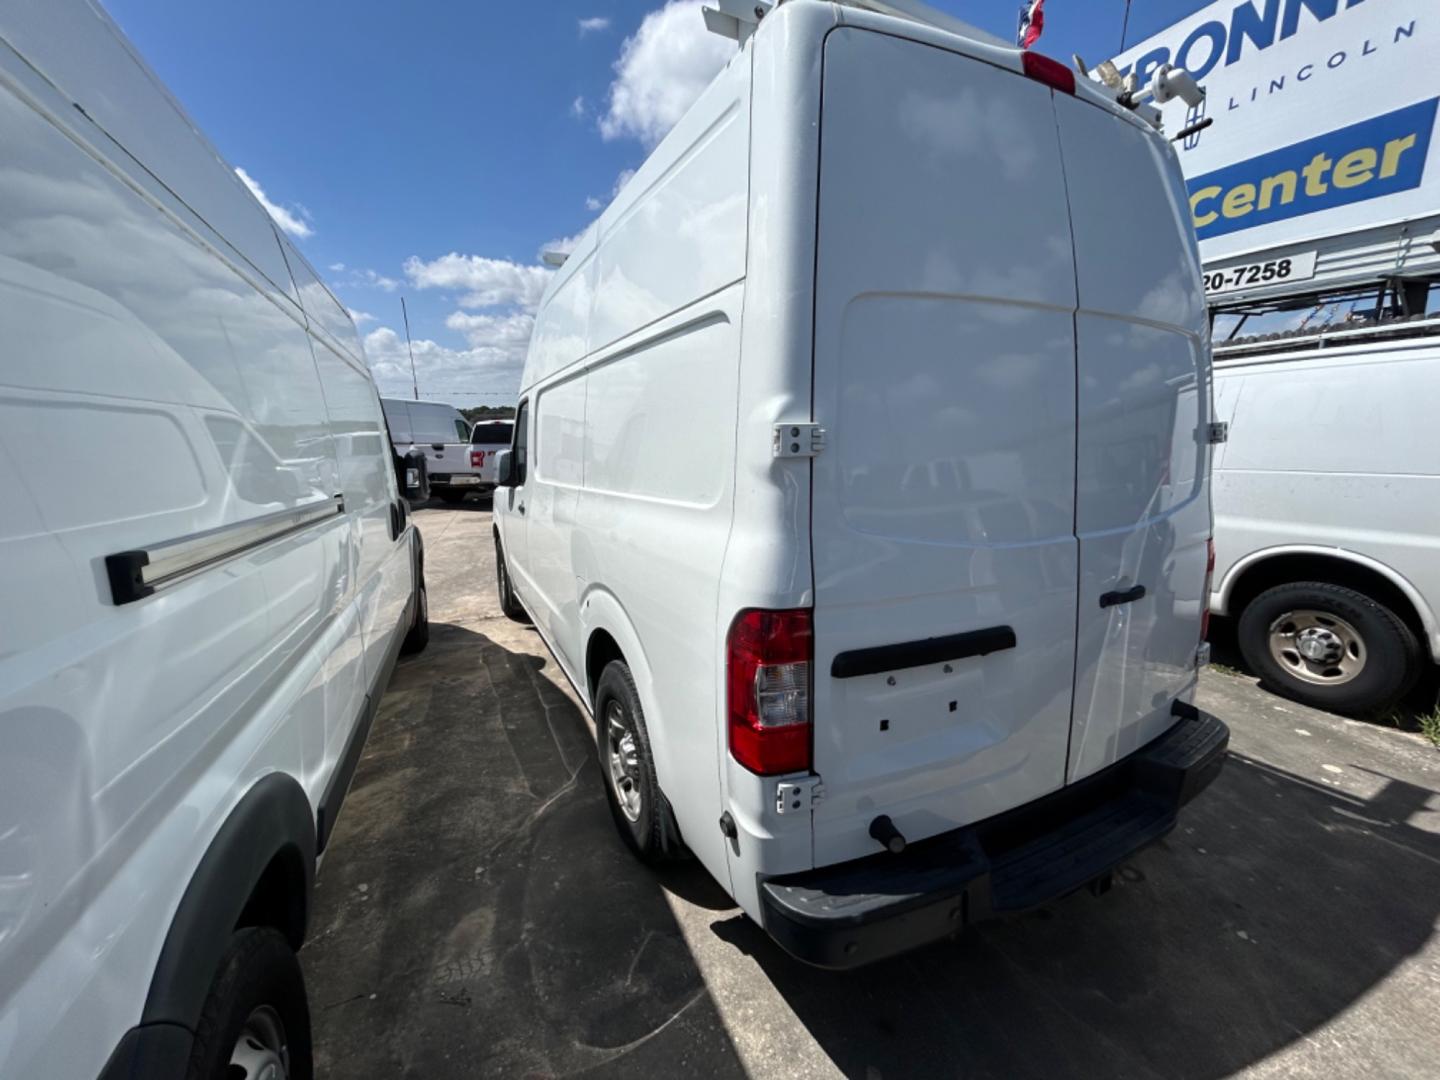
[468,420,514,494]
[381,397,483,503]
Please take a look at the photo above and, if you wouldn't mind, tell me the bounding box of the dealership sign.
[1113,0,1437,263]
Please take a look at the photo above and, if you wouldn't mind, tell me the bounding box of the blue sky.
[102,0,1207,403]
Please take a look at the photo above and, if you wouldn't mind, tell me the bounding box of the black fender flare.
[142,771,316,1030]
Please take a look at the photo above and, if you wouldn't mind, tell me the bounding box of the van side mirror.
[495,448,514,488]
[398,448,430,502]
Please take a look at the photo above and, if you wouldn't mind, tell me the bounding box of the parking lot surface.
[303,503,1440,1079]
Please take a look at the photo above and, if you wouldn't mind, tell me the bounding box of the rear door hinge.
[1206,421,1229,444]
[773,422,826,458]
[775,776,824,815]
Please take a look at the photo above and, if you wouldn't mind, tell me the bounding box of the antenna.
[400,296,419,401]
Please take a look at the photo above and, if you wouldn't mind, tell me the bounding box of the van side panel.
[807,28,1081,869]
[513,52,752,892]
[0,29,388,1078]
[0,2,299,305]
[1213,345,1440,660]
[1053,94,1213,783]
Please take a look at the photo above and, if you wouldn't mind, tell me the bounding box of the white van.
[1210,290,1440,715]
[380,397,482,502]
[0,4,428,1078]
[493,0,1228,968]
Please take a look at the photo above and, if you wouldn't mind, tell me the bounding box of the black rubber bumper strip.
[759,707,1229,969]
[830,625,1016,679]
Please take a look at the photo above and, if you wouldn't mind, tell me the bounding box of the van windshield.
[471,422,513,444]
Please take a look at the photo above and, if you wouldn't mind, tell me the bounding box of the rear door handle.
[431,443,445,452]
[1099,584,1146,608]
[518,502,526,515]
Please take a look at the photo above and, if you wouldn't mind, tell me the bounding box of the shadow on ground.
[308,619,1439,1079]
[303,622,746,1078]
[709,746,1440,1079]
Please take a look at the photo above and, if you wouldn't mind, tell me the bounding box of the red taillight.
[470,450,484,468]
[726,608,812,776]
[1021,50,1076,95]
[1200,539,1216,641]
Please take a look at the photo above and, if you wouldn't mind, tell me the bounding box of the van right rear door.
[808,29,1081,868]
[1051,94,1212,783]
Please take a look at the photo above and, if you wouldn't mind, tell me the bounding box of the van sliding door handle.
[1099,585,1146,608]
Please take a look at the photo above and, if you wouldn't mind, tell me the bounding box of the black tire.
[594,660,679,864]
[438,490,467,504]
[185,926,313,1080]
[495,535,529,623]
[401,565,429,654]
[1237,581,1422,716]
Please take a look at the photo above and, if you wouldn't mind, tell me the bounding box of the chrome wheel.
[1268,609,1366,687]
[229,1004,290,1080]
[605,700,642,823]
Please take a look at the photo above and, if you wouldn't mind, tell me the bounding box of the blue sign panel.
[1186,97,1437,238]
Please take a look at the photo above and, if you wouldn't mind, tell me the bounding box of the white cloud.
[362,323,528,400]
[570,95,587,119]
[579,16,611,34]
[234,166,314,238]
[404,252,551,311]
[347,308,376,324]
[585,195,603,211]
[600,1,732,147]
[445,310,536,351]
[359,268,400,291]
[329,262,346,272]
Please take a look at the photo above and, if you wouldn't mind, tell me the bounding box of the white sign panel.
[1112,0,1438,264]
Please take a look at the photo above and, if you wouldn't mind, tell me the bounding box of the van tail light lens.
[1021,51,1076,95]
[727,608,812,776]
[470,450,485,467]
[1200,539,1216,641]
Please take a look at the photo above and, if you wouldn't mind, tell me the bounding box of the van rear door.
[808,29,1081,867]
[1051,94,1212,782]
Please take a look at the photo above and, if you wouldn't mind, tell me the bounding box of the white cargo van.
[0,4,428,1078]
[381,397,481,502]
[493,0,1228,967]
[1210,283,1440,715]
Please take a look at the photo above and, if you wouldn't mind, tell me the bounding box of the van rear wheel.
[185,926,312,1080]
[1237,581,1421,716]
[595,661,677,864]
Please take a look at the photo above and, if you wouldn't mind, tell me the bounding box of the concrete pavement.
[303,502,1440,1079]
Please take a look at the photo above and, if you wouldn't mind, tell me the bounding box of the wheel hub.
[1268,609,1365,687]
[606,701,643,823]
[230,1005,289,1080]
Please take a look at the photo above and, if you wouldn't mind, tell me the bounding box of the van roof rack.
[703,0,1002,48]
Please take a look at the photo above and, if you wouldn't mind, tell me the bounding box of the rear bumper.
[430,473,489,490]
[759,705,1228,969]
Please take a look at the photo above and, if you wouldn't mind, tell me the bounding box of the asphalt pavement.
[302,501,1440,1079]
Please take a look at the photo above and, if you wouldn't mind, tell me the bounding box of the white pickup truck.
[468,419,515,494]
[381,397,483,503]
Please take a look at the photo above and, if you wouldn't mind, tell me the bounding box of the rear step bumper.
[759,705,1228,969]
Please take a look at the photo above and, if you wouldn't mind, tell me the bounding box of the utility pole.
[401,295,419,400]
